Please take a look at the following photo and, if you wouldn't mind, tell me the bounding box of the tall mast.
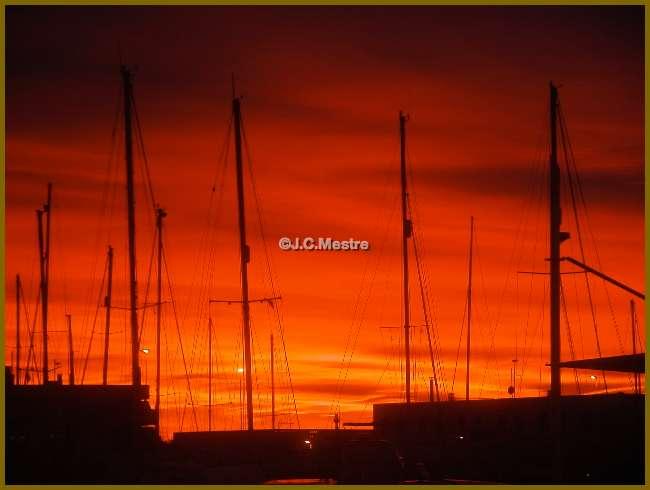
[465,216,474,401]
[122,66,141,387]
[155,208,166,436]
[102,246,114,385]
[233,95,254,431]
[16,274,21,385]
[271,333,275,430]
[66,314,75,385]
[37,210,46,383]
[549,82,568,398]
[37,183,52,384]
[400,111,412,404]
[208,317,213,432]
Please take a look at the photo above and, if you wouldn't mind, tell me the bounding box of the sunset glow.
[5,6,644,440]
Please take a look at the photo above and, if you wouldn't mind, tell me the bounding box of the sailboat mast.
[271,333,275,430]
[16,274,21,385]
[466,216,474,401]
[37,183,52,383]
[233,96,254,431]
[36,210,46,382]
[121,66,141,387]
[66,314,74,385]
[549,82,563,398]
[102,245,114,385]
[155,208,166,436]
[399,111,412,404]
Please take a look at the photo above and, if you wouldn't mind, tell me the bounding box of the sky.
[5,6,645,438]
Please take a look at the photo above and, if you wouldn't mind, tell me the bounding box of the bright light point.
[304,440,310,444]
[458,436,464,440]
[590,375,597,380]
[142,348,150,354]
[237,367,244,373]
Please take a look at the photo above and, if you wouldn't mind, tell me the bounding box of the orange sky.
[5,6,645,438]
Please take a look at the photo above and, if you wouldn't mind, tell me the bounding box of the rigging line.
[520,278,548,394]
[330,215,386,413]
[105,106,122,246]
[16,279,32,382]
[23,246,40,383]
[333,222,391,415]
[184,113,232,315]
[378,324,392,373]
[562,106,627,357]
[330,125,401,416]
[138,221,158,345]
[162,243,199,431]
[410,216,440,400]
[404,172,448,395]
[570,252,587,360]
[51,197,71,321]
[515,269,519,375]
[562,106,633,391]
[79,84,122,353]
[476,228,501,398]
[560,281,581,394]
[25,285,42,384]
[634,308,645,355]
[80,257,108,384]
[413,225,448,396]
[482,180,543,395]
[129,91,157,212]
[239,113,300,426]
[451,290,468,394]
[184,116,232,386]
[161,314,180,437]
[519,145,549,387]
[211,318,227,430]
[120,286,128,382]
[507,109,549,395]
[329,245,372,416]
[250,320,267,428]
[558,105,606,371]
[336,234,392,411]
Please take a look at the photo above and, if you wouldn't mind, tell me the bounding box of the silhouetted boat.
[5,78,644,484]
[371,83,645,484]
[5,66,159,484]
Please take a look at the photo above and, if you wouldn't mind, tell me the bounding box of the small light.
[590,375,597,380]
[237,367,244,373]
[304,440,311,444]
[458,435,464,440]
[142,348,150,354]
